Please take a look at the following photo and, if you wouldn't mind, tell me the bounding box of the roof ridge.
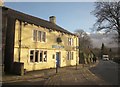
[2,6,76,36]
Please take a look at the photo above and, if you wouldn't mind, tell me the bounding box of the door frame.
[56,52,61,67]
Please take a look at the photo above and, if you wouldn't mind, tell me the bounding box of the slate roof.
[2,6,76,36]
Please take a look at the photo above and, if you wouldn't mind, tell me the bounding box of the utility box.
[13,62,24,76]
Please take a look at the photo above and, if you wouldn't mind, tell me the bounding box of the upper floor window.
[33,30,37,41]
[33,30,46,42]
[38,31,42,41]
[42,32,46,42]
[68,38,73,46]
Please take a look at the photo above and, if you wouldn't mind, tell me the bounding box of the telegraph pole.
[76,37,78,70]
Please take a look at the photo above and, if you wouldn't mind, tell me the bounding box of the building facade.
[2,7,79,73]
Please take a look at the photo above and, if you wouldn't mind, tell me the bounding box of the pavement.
[1,60,110,85]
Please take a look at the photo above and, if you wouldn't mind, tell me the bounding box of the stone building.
[2,7,79,74]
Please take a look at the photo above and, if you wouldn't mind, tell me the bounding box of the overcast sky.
[90,32,118,48]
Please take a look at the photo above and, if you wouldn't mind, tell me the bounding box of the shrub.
[113,57,120,64]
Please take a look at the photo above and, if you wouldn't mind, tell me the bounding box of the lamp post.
[56,60,58,73]
[18,21,22,62]
[76,37,78,70]
[56,37,62,73]
[81,34,85,67]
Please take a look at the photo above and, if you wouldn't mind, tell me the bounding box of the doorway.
[56,52,60,67]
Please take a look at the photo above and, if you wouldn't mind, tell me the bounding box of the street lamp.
[56,60,58,73]
[56,37,62,73]
[75,33,80,70]
[81,34,85,67]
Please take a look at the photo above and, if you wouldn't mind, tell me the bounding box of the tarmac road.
[89,60,119,85]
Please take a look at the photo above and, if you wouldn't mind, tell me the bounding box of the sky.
[4,2,117,48]
[4,2,96,33]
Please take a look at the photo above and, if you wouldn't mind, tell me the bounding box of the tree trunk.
[118,32,120,57]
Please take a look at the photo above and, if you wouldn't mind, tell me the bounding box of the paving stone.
[2,61,109,85]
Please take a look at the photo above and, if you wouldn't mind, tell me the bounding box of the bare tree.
[74,29,93,51]
[92,2,120,44]
[75,29,93,64]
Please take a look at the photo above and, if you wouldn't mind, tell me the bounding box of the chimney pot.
[49,16,56,24]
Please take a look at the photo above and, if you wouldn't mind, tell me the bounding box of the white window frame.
[39,50,43,62]
[35,50,39,63]
[38,31,42,42]
[32,30,37,42]
[67,51,74,60]
[43,51,47,62]
[29,49,47,63]
[30,50,34,62]
[71,52,74,60]
[68,38,73,46]
[32,29,46,42]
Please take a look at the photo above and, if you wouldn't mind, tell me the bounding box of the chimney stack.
[0,0,4,6]
[49,16,56,24]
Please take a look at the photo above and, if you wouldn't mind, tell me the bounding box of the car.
[103,57,109,61]
[102,55,109,61]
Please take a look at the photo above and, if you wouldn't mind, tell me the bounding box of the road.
[89,60,119,85]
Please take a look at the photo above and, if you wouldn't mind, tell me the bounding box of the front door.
[56,52,60,67]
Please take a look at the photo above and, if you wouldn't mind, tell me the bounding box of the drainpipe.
[18,21,22,62]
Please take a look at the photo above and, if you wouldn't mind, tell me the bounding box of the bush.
[113,57,120,64]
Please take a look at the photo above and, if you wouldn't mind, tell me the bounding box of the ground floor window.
[30,50,34,62]
[67,51,74,60]
[44,51,47,62]
[35,50,39,62]
[29,50,47,63]
[40,51,43,62]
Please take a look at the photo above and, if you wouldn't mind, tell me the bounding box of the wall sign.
[52,45,64,49]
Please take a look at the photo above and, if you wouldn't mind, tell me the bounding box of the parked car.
[102,55,109,61]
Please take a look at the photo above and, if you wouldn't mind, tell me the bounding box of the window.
[68,38,73,46]
[43,51,47,62]
[67,52,74,60]
[35,50,39,62]
[40,51,43,62]
[29,50,47,63]
[71,52,74,60]
[32,30,46,42]
[42,32,46,42]
[67,52,70,60]
[38,31,42,41]
[33,30,37,41]
[30,50,34,62]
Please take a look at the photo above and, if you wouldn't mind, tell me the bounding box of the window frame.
[67,51,74,60]
[32,29,46,42]
[29,49,47,63]
[68,38,74,46]
[35,50,39,62]
[30,50,34,63]
[40,50,43,62]
[33,30,37,42]
[38,31,42,42]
